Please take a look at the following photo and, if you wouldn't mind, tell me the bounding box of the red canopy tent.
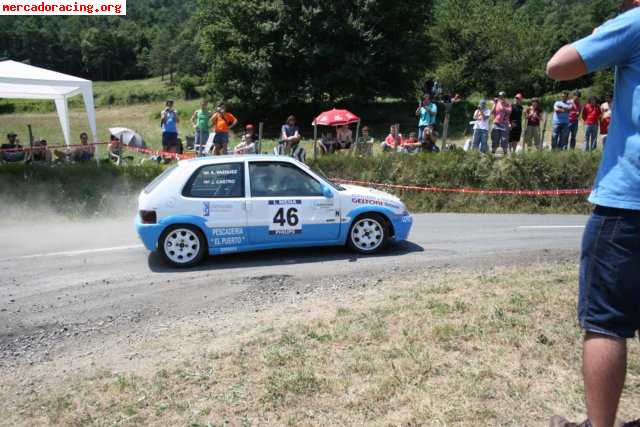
[312,108,361,158]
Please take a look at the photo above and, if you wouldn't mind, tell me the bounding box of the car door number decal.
[268,200,302,235]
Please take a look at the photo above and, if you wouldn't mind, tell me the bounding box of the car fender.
[340,205,398,242]
[137,214,210,252]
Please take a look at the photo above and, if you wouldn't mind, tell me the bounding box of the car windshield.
[144,164,178,194]
[309,166,345,191]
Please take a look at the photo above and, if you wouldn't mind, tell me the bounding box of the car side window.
[183,163,244,198]
[250,162,323,197]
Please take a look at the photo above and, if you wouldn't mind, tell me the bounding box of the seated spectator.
[27,139,52,163]
[108,135,123,163]
[400,132,422,153]
[422,128,440,153]
[54,132,95,162]
[335,125,353,150]
[280,115,301,154]
[319,130,338,154]
[381,125,402,152]
[356,126,374,156]
[235,124,259,155]
[1,132,26,163]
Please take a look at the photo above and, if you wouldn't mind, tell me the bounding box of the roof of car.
[184,154,295,164]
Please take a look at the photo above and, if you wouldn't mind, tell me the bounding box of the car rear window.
[183,162,244,198]
[144,165,178,194]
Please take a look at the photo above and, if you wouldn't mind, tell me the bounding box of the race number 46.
[268,201,302,235]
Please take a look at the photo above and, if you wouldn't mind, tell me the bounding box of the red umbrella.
[312,109,360,126]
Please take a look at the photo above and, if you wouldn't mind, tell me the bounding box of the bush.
[309,151,600,214]
[177,75,199,100]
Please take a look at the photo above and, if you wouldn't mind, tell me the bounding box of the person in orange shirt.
[400,132,421,153]
[209,102,238,155]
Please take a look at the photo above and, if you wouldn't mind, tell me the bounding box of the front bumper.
[391,214,413,241]
[135,215,164,251]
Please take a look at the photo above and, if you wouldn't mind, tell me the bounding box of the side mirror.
[322,185,334,199]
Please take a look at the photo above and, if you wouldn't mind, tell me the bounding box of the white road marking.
[12,244,144,260]
[517,225,585,230]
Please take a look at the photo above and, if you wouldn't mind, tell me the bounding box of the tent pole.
[313,125,317,160]
[353,120,361,156]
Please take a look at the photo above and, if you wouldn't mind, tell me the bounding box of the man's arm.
[547,44,589,81]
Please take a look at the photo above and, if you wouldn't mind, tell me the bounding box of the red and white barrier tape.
[122,145,197,160]
[333,178,591,197]
[0,142,108,153]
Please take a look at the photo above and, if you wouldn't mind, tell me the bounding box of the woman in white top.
[472,100,491,153]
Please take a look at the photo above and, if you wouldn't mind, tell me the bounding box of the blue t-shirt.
[419,103,438,127]
[552,101,572,125]
[162,109,178,134]
[574,7,640,210]
[281,124,299,138]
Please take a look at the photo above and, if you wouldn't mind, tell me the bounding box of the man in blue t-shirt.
[415,94,438,142]
[551,91,573,150]
[547,2,640,426]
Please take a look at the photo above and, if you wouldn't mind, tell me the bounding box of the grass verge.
[8,262,639,426]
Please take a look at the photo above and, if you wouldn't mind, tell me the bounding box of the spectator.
[472,100,491,153]
[234,124,259,155]
[54,132,94,162]
[190,100,212,156]
[582,96,602,151]
[280,115,301,155]
[1,132,25,163]
[336,125,353,150]
[491,91,512,155]
[356,126,374,156]
[601,94,613,146]
[319,130,337,154]
[509,93,524,153]
[210,102,238,155]
[524,98,543,151]
[568,90,583,149]
[27,139,52,163]
[551,90,573,150]
[416,94,438,142]
[421,128,440,153]
[161,100,180,153]
[546,3,640,427]
[381,125,402,152]
[108,135,123,163]
[400,132,421,153]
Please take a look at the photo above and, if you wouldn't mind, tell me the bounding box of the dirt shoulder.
[3,257,638,426]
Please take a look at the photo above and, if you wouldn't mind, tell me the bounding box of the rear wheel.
[159,225,207,268]
[347,214,388,254]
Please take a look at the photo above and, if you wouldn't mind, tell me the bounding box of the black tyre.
[347,214,388,254]
[159,225,207,268]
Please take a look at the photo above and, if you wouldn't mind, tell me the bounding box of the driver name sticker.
[268,200,302,235]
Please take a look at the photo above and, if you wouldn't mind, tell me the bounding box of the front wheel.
[347,214,388,254]
[159,225,207,268]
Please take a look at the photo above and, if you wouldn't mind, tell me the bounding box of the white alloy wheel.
[162,227,203,266]
[349,216,386,253]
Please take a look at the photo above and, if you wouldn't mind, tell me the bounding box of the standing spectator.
[568,90,583,149]
[161,100,179,153]
[491,91,512,155]
[551,91,572,150]
[190,100,212,156]
[546,3,640,427]
[509,93,525,152]
[601,94,613,146]
[472,100,491,153]
[234,124,259,155]
[280,115,301,154]
[416,94,438,142]
[381,125,402,152]
[582,97,602,151]
[210,102,238,155]
[524,98,543,151]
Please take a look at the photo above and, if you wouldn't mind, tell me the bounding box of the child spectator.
[524,98,543,151]
[210,102,238,155]
[400,132,421,153]
[582,97,602,151]
[381,125,402,152]
[421,128,440,153]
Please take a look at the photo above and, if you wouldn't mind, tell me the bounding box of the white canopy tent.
[0,60,98,148]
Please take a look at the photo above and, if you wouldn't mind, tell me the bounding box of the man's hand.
[547,44,588,81]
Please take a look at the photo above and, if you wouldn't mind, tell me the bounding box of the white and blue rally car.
[136,155,413,267]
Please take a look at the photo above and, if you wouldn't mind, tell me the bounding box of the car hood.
[340,184,405,209]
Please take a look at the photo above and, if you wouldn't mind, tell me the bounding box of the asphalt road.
[0,213,587,367]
